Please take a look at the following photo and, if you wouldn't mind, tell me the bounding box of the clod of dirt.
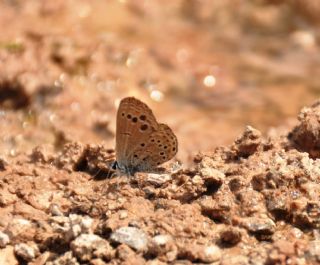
[46,251,79,265]
[55,142,115,175]
[110,227,148,251]
[70,234,114,262]
[147,235,177,262]
[0,246,18,265]
[239,216,276,236]
[115,244,145,264]
[145,173,172,187]
[178,243,222,263]
[0,232,10,248]
[0,157,8,171]
[0,79,30,109]
[14,242,39,262]
[219,227,242,246]
[289,101,320,158]
[3,219,35,243]
[50,214,94,242]
[231,125,262,158]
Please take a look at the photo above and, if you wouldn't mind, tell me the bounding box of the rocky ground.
[0,102,319,265]
[0,1,320,264]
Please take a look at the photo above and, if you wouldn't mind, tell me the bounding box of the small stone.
[71,234,113,261]
[14,242,39,261]
[200,167,225,185]
[233,126,262,157]
[0,231,10,248]
[50,203,64,216]
[221,254,249,265]
[308,240,320,261]
[146,173,172,187]
[242,217,276,235]
[111,226,148,251]
[45,251,79,265]
[148,235,177,261]
[90,258,108,265]
[50,214,94,242]
[179,244,221,263]
[152,235,172,246]
[202,245,222,263]
[4,218,34,242]
[220,228,242,246]
[119,210,128,220]
[289,101,320,159]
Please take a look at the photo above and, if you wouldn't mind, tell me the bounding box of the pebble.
[111,226,148,251]
[46,251,79,265]
[146,173,172,187]
[180,244,221,263]
[71,234,113,261]
[242,217,276,235]
[200,167,225,185]
[0,231,10,248]
[14,243,39,261]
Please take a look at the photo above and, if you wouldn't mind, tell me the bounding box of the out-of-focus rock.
[49,214,94,242]
[240,217,276,236]
[145,173,172,187]
[220,227,242,246]
[110,227,148,251]
[70,234,114,261]
[0,231,10,248]
[14,242,39,262]
[4,218,35,242]
[45,251,79,265]
[148,234,177,261]
[289,101,320,159]
[232,126,262,158]
[178,243,222,263]
[0,246,18,265]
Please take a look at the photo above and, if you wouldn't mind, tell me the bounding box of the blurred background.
[0,0,319,164]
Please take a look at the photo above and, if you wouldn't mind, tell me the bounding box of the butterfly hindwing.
[116,97,177,173]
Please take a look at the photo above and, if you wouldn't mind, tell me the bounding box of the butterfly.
[114,97,178,174]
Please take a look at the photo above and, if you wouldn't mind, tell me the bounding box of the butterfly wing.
[116,97,158,171]
[128,123,178,171]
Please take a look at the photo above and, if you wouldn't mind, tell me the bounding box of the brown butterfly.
[114,97,178,174]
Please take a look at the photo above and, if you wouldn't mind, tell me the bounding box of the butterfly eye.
[121,113,125,117]
[140,124,148,131]
[140,143,145,147]
[164,146,167,149]
[132,117,138,123]
[160,152,164,155]
[139,115,146,121]
[127,114,132,119]
[172,147,176,151]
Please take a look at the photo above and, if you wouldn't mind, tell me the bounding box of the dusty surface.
[0,1,320,264]
[0,102,319,264]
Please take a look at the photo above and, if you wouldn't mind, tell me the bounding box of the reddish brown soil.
[0,1,320,265]
[0,103,319,264]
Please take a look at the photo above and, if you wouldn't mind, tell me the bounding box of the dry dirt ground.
[0,1,320,265]
[0,102,319,265]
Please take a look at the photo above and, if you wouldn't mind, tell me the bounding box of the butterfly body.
[115,97,178,174]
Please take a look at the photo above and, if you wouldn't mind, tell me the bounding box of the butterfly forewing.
[116,97,160,171]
